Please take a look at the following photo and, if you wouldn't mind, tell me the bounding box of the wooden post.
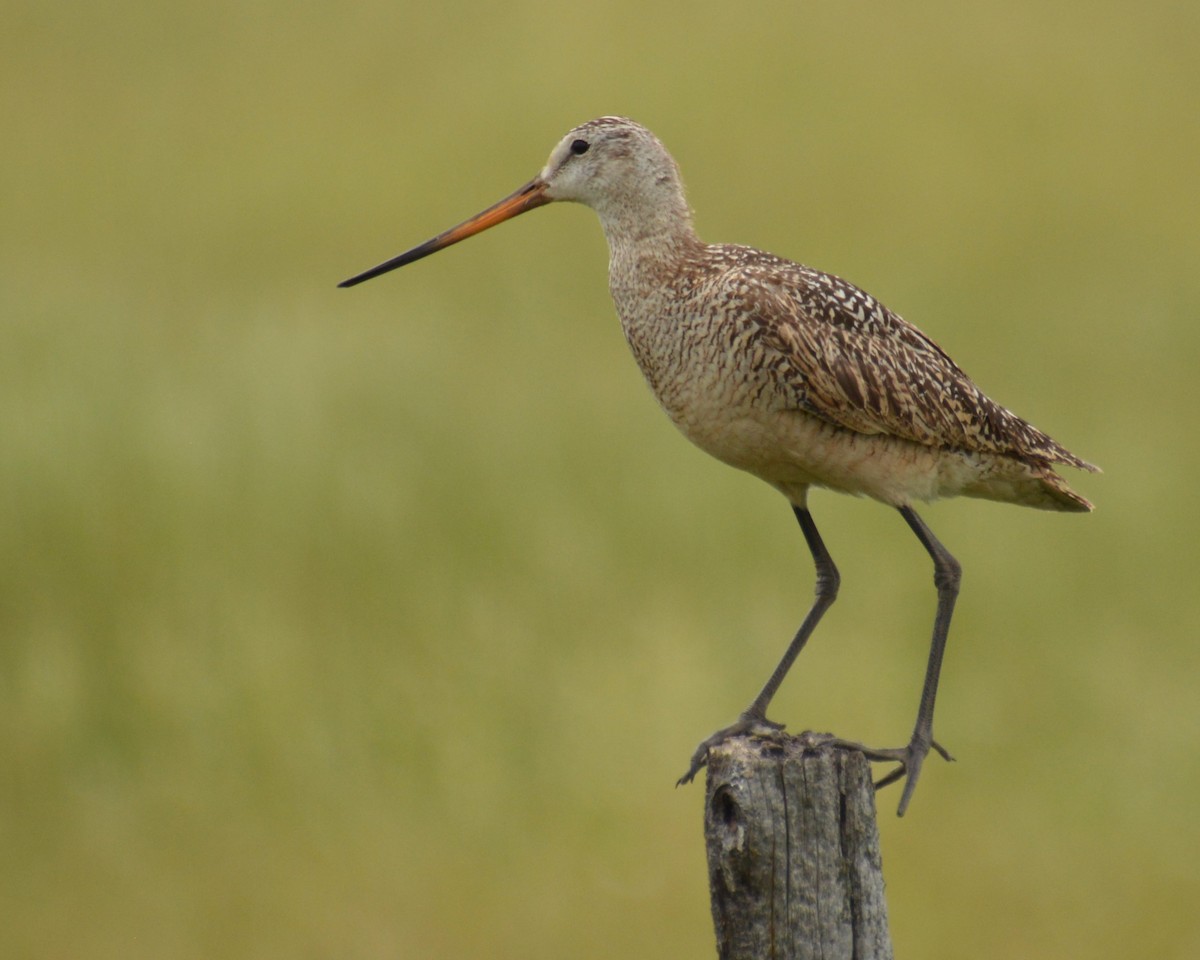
[703,733,893,960]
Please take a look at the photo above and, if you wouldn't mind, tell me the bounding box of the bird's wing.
[735,255,1093,469]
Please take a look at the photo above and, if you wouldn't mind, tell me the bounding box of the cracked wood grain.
[703,735,892,960]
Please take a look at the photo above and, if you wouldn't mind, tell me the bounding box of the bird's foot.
[827,733,954,817]
[676,711,786,786]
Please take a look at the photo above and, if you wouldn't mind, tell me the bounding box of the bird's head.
[338,116,689,288]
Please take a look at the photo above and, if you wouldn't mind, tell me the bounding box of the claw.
[676,712,785,786]
[678,721,953,816]
[823,734,955,816]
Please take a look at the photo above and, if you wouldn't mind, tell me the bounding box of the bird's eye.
[570,139,590,156]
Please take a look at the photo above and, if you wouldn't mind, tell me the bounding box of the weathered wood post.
[703,733,893,960]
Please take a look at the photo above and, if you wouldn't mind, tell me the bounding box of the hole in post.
[712,785,740,830]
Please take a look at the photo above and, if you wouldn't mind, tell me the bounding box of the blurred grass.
[2,1,1198,957]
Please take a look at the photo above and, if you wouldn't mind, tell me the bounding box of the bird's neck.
[602,207,710,346]
[597,193,703,281]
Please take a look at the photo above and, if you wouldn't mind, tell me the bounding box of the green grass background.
[3,1,1198,957]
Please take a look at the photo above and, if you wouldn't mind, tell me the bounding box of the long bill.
[338,178,551,288]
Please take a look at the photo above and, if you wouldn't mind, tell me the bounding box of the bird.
[339,116,1097,816]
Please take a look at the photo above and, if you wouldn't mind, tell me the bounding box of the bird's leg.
[839,506,961,816]
[677,504,840,785]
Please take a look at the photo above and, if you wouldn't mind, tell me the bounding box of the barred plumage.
[339,115,1097,815]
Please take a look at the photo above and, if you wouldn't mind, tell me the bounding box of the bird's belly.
[666,399,951,507]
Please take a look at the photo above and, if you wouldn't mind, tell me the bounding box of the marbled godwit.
[339,116,1097,815]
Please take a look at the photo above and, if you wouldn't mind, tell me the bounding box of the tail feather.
[962,457,1096,512]
[1045,444,1101,476]
[1036,469,1094,512]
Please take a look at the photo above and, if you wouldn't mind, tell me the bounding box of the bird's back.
[611,241,1097,512]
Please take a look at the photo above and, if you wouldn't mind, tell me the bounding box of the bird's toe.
[676,712,786,786]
